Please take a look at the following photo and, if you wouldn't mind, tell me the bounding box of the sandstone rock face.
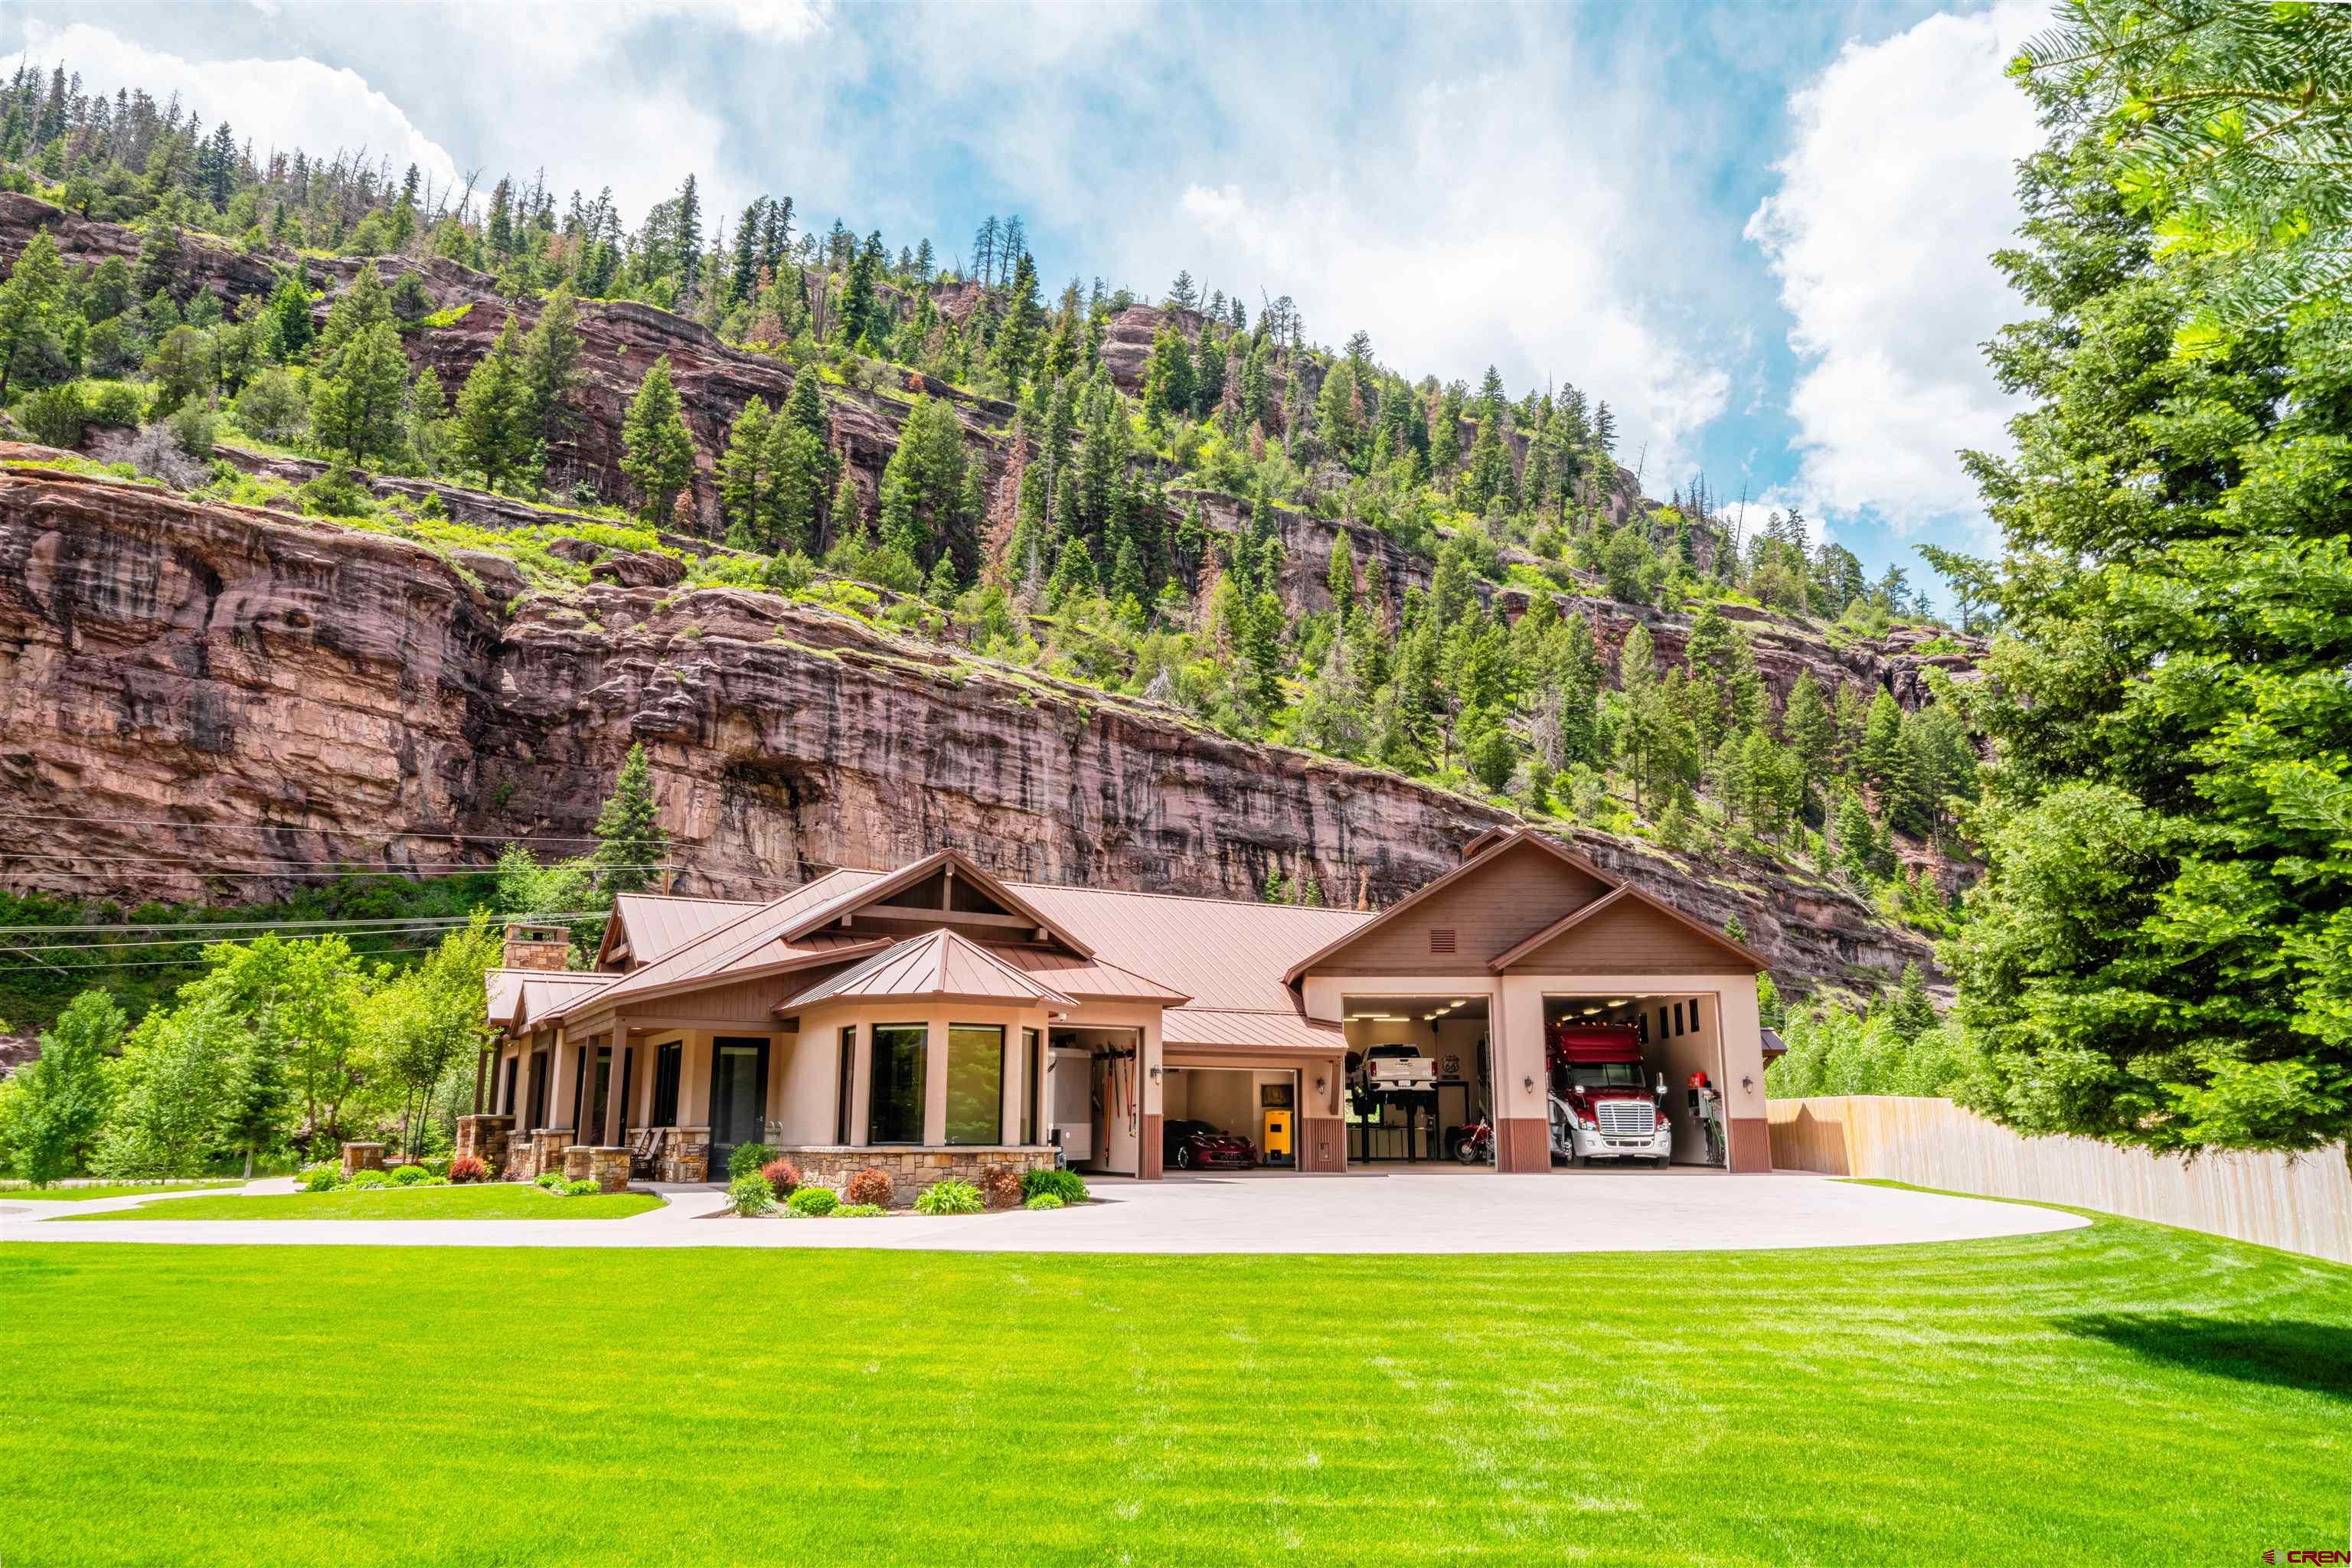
[0,466,1930,995]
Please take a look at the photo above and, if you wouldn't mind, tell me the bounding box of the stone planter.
[340,1142,386,1178]
[766,1145,1057,1208]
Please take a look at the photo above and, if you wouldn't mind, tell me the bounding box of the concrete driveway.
[0,1168,2086,1253]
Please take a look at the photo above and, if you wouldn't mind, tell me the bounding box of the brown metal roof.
[1486,878,1769,973]
[1160,1007,1345,1051]
[485,967,612,1027]
[777,929,1076,1014]
[988,946,1192,1005]
[609,893,764,964]
[776,850,1096,957]
[1011,881,1368,1013]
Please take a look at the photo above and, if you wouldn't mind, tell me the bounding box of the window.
[1688,998,1704,1034]
[526,1050,550,1129]
[570,1046,589,1130]
[835,1026,857,1145]
[651,1041,682,1127]
[1673,1001,1686,1036]
[1658,1007,1669,1042]
[499,1053,517,1116]
[1429,928,1457,955]
[869,1024,927,1144]
[946,1024,1004,1145]
[1021,1028,1040,1146]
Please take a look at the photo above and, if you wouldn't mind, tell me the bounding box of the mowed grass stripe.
[0,1215,2343,1565]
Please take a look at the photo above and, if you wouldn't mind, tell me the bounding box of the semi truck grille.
[1598,1102,1656,1137]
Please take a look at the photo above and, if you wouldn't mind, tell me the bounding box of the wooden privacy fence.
[1769,1095,2352,1266]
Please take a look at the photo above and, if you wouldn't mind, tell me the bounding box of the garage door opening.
[1544,994,1728,1169]
[1161,1066,1299,1173]
[1048,1027,1144,1176]
[1341,995,1494,1168]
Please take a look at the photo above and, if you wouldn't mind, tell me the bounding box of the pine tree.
[1047,536,1098,608]
[620,356,697,525]
[449,314,541,494]
[993,250,1042,395]
[519,283,582,443]
[309,321,410,466]
[1888,962,1936,1043]
[719,397,774,547]
[766,422,827,555]
[592,743,668,893]
[0,228,64,402]
[1325,531,1356,621]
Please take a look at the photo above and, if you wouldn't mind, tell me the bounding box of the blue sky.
[10,0,2055,606]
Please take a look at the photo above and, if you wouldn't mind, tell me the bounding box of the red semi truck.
[1546,1023,1673,1167]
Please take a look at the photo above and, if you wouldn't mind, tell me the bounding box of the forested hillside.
[0,60,1978,1043]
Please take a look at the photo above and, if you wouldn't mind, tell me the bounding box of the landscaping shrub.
[1021,1168,1088,1205]
[727,1142,776,1181]
[448,1156,487,1184]
[418,1175,451,1187]
[727,1173,776,1217]
[914,1179,983,1216]
[345,1169,390,1190]
[300,1165,341,1193]
[560,1178,602,1197]
[786,1185,838,1217]
[759,1158,800,1196]
[1023,1193,1065,1211]
[979,1165,1024,1210]
[420,1156,452,1179]
[832,1202,887,1217]
[388,1164,430,1186]
[844,1167,893,1207]
[534,1171,570,1192]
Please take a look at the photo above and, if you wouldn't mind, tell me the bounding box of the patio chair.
[626,1125,665,1180]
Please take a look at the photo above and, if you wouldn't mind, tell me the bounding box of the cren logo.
[2265,1553,2352,1565]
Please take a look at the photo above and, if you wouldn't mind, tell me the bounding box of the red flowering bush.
[844,1167,894,1208]
[979,1165,1023,1211]
[760,1158,801,1196]
[448,1156,488,1184]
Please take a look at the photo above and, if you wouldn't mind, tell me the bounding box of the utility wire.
[1,913,612,953]
[0,945,442,972]
[0,912,604,937]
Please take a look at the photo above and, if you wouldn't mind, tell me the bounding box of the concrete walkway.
[0,1168,2087,1253]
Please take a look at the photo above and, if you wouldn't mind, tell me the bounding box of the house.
[466,828,1775,1187]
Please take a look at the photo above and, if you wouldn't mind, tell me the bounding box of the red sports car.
[1164,1119,1257,1171]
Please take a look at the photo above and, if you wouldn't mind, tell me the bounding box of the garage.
[1159,1064,1301,1171]
[1341,995,1495,1166]
[1543,994,1730,1168]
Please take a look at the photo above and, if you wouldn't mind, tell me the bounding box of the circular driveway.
[0,1168,2087,1253]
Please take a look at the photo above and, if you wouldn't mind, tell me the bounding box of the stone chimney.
[503,922,572,972]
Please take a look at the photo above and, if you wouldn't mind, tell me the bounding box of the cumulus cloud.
[8,19,464,193]
[1746,1,2047,532]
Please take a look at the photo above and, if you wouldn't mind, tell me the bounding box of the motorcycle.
[1452,1113,1496,1165]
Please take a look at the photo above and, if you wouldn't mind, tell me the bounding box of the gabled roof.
[485,968,614,1029]
[1013,880,1364,1013]
[776,848,1096,958]
[776,929,1076,1016]
[599,892,764,967]
[1279,828,1613,983]
[1487,880,1770,973]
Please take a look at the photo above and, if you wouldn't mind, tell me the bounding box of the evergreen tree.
[579,747,664,903]
[309,321,410,466]
[519,283,583,443]
[449,314,540,494]
[719,397,775,547]
[766,421,827,555]
[0,229,64,402]
[619,355,696,525]
[993,250,1042,394]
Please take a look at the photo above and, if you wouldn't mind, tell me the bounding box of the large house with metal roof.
[472,828,1775,1188]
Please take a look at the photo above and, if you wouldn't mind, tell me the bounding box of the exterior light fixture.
[1150,1066,1161,1082]
[1521,1076,1535,1093]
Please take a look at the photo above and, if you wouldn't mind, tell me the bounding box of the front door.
[708,1037,770,1178]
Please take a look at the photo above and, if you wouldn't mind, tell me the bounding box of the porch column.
[1138,1018,1164,1180]
[848,1021,872,1147]
[1000,1024,1027,1147]
[675,1032,711,1125]
[602,1044,626,1145]
[546,1030,577,1133]
[921,1018,949,1146]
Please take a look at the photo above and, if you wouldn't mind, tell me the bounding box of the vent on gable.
[1429,928,1457,955]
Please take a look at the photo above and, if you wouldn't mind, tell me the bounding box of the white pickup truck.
[1358,1044,1438,1091]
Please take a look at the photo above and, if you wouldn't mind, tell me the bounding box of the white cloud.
[8,21,463,194]
[1155,64,1733,482]
[1746,2,2046,532]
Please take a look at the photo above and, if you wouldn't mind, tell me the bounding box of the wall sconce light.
[1149,1065,1161,1082]
[1314,1075,1327,1096]
[1741,1076,1753,1093]
[1522,1076,1535,1093]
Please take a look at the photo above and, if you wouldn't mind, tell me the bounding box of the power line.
[5,816,627,844]
[0,853,674,869]
[0,944,443,973]
[0,911,601,937]
[0,864,665,880]
[1,913,611,953]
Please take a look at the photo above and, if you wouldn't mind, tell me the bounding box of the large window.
[1021,1028,1040,1146]
[946,1024,1004,1145]
[651,1041,682,1127]
[526,1050,550,1129]
[868,1024,927,1144]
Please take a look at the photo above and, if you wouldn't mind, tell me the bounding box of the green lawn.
[0,1211,2343,1566]
[70,1184,665,1221]
[0,1182,240,1202]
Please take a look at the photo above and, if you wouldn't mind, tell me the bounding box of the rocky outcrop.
[0,463,1930,995]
